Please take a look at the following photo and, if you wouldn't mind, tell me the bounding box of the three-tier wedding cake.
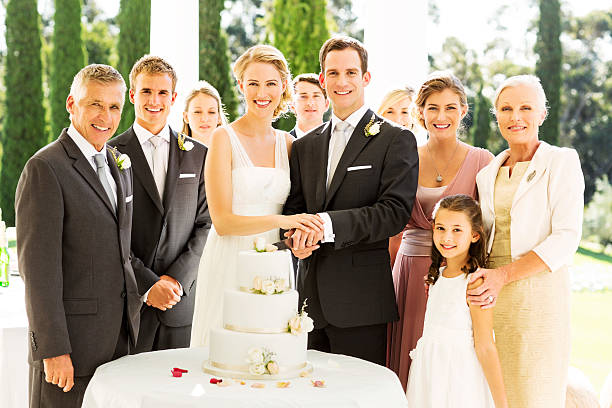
[203,243,313,379]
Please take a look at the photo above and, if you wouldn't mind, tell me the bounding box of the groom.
[283,36,419,365]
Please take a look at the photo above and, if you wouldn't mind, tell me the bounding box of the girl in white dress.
[406,194,507,408]
[190,45,323,347]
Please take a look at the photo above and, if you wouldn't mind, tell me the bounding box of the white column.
[150,0,199,131]
[362,0,429,144]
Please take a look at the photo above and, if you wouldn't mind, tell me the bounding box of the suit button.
[121,290,126,298]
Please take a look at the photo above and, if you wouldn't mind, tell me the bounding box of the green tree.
[0,0,46,225]
[471,86,492,149]
[561,9,612,204]
[117,0,150,133]
[268,0,329,130]
[49,0,87,139]
[83,0,118,66]
[534,0,562,145]
[199,0,239,121]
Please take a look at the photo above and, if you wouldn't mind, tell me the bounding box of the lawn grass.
[570,290,612,393]
[570,246,612,394]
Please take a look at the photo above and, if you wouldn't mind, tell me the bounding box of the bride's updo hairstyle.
[233,44,293,119]
[413,71,468,130]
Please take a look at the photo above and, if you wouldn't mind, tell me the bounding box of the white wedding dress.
[190,125,291,347]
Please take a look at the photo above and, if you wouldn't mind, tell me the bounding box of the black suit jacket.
[289,128,297,138]
[16,130,140,377]
[283,110,418,328]
[109,126,210,327]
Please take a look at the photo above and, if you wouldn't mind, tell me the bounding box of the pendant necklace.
[427,141,459,183]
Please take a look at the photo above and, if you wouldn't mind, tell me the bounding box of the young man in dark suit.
[16,64,141,407]
[289,73,329,139]
[283,37,419,365]
[109,55,210,352]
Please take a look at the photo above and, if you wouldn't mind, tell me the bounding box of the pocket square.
[179,173,196,179]
[347,165,372,172]
[125,195,133,203]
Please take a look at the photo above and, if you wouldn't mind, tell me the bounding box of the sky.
[0,0,610,57]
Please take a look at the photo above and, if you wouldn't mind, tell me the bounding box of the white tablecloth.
[0,278,29,408]
[83,348,408,408]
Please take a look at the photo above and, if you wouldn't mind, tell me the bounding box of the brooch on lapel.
[364,114,383,137]
[178,133,194,151]
[527,170,536,182]
[109,146,131,171]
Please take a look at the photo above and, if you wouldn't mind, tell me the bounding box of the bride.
[190,45,323,347]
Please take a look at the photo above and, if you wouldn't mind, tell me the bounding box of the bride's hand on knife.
[278,213,324,232]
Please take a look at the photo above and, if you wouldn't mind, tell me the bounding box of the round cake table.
[82,347,408,408]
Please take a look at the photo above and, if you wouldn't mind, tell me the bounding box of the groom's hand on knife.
[284,229,321,259]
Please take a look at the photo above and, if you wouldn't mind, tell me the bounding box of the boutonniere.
[364,114,383,137]
[109,147,131,170]
[178,133,194,151]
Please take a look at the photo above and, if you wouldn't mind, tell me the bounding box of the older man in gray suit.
[16,64,140,408]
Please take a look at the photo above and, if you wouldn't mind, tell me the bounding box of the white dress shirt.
[133,121,170,190]
[66,124,117,207]
[318,105,370,242]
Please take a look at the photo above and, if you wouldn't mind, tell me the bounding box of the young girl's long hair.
[426,194,488,285]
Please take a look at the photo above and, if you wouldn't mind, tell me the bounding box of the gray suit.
[109,126,210,351]
[16,130,140,407]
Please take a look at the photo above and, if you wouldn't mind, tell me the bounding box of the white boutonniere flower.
[178,132,194,151]
[109,147,131,171]
[364,114,383,137]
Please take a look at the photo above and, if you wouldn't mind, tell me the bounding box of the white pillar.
[150,0,199,131]
[363,0,429,144]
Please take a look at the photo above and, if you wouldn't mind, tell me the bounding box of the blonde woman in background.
[190,45,323,347]
[182,80,227,146]
[379,86,417,267]
[377,86,416,131]
[386,71,493,391]
[469,75,584,407]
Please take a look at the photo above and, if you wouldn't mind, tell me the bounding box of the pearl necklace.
[427,141,460,183]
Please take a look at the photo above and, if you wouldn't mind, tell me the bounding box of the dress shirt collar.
[295,123,320,138]
[133,121,171,146]
[330,104,370,133]
[66,124,108,166]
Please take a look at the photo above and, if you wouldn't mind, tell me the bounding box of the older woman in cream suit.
[467,75,584,407]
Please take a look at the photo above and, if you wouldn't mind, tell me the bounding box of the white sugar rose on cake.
[203,238,313,379]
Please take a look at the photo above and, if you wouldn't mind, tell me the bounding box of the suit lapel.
[162,128,181,211]
[313,122,331,210]
[119,127,164,214]
[60,132,117,217]
[324,110,376,208]
[512,142,549,207]
[107,147,124,223]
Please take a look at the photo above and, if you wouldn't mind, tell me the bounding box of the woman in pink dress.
[386,71,493,390]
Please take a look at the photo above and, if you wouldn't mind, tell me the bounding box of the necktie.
[93,153,116,212]
[327,121,350,189]
[149,136,166,200]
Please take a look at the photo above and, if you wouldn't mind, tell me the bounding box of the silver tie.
[93,153,116,212]
[327,121,350,189]
[149,136,166,200]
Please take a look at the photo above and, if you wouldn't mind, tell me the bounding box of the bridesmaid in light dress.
[386,71,493,390]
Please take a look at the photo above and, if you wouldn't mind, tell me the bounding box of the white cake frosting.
[223,289,298,333]
[204,248,312,379]
[235,250,292,292]
[205,328,308,379]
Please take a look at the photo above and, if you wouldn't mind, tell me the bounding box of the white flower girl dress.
[406,268,495,407]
